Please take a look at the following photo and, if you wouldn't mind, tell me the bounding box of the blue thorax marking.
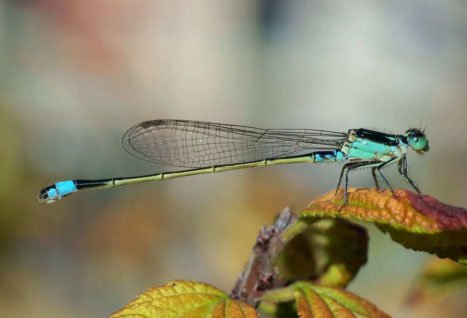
[343,129,405,161]
[347,138,399,159]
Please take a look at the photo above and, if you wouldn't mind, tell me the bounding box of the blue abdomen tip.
[55,180,77,196]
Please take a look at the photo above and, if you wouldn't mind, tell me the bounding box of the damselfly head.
[405,128,429,153]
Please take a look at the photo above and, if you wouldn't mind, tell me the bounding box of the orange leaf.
[110,280,257,318]
[294,282,390,318]
[262,281,391,318]
[301,189,467,264]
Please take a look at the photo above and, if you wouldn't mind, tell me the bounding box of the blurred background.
[1,0,466,317]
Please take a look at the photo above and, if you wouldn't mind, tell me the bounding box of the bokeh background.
[1,0,466,317]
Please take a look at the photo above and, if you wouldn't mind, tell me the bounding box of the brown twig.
[230,207,297,305]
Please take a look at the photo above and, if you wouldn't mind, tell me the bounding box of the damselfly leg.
[371,167,380,189]
[398,155,421,194]
[336,160,381,204]
[373,157,399,194]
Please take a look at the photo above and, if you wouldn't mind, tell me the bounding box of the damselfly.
[38,120,429,204]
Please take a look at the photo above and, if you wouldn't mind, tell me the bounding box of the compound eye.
[404,128,429,153]
[409,133,428,152]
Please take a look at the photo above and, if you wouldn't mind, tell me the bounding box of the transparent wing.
[122,120,348,168]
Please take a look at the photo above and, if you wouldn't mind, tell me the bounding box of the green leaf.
[261,281,391,318]
[276,218,368,288]
[110,280,257,318]
[301,188,467,264]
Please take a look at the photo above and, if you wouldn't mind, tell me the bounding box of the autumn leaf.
[260,281,390,318]
[111,280,257,318]
[301,188,467,264]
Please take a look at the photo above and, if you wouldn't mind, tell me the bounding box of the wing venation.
[122,120,347,168]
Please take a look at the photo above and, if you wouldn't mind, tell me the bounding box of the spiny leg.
[374,157,398,195]
[398,155,421,194]
[335,162,359,196]
[371,167,380,189]
[398,157,404,175]
[344,161,380,204]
